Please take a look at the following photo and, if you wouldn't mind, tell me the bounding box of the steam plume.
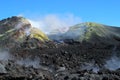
[0,51,12,61]
[16,57,40,68]
[105,55,120,70]
[26,14,81,34]
[81,61,99,73]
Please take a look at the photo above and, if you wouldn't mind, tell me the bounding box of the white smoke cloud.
[15,21,32,36]
[81,61,100,73]
[105,55,120,70]
[15,22,24,30]
[0,51,12,61]
[26,14,82,34]
[16,57,40,68]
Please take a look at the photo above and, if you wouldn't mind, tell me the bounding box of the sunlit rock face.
[0,16,49,49]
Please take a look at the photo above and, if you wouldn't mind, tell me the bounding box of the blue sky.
[0,0,120,26]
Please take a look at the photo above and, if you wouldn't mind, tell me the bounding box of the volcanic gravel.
[0,41,120,80]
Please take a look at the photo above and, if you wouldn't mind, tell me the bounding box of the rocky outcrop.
[0,16,49,49]
[49,22,120,45]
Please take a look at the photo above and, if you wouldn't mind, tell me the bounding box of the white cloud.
[26,14,82,34]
